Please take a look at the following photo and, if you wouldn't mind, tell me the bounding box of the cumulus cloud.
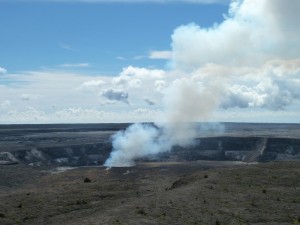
[154,80,167,92]
[222,81,293,110]
[80,79,105,91]
[171,0,300,69]
[0,67,7,74]
[113,76,142,89]
[102,89,129,104]
[170,0,300,111]
[0,66,166,123]
[112,66,165,89]
[120,66,165,79]
[220,59,300,110]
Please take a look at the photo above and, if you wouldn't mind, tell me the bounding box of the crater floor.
[0,161,299,225]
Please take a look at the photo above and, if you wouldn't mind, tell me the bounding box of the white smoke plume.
[104,124,161,167]
[104,78,224,167]
[104,0,300,167]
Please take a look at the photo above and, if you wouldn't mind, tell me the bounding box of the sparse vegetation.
[0,161,299,225]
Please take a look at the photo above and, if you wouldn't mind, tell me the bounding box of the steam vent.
[1,123,299,167]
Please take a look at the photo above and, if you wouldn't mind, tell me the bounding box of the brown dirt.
[0,161,299,225]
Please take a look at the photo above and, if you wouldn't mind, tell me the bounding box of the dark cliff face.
[0,143,112,166]
[261,138,300,161]
[0,123,300,166]
[1,136,300,167]
[155,137,300,163]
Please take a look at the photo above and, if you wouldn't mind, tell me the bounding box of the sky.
[0,0,300,124]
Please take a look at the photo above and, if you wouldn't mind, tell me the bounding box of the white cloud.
[218,59,300,110]
[0,67,7,74]
[54,107,105,121]
[0,70,105,111]
[0,67,166,123]
[154,80,167,92]
[20,94,41,101]
[112,66,165,89]
[149,50,172,60]
[214,109,300,124]
[166,0,300,118]
[120,66,165,79]
[60,63,90,68]
[113,76,142,89]
[101,89,129,104]
[171,0,300,69]
[80,79,105,92]
[1,107,48,123]
[0,107,163,124]
[0,100,11,110]
[54,107,162,123]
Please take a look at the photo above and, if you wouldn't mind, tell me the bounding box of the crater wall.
[1,123,300,166]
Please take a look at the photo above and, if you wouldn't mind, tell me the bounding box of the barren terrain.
[0,161,299,225]
[0,123,299,224]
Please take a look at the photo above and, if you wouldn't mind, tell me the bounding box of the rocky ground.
[0,161,299,225]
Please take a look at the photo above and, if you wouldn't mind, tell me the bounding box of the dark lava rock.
[84,177,92,183]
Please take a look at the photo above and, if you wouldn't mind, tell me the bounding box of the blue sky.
[0,2,227,73]
[0,0,300,124]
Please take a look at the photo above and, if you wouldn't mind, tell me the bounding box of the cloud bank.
[171,0,300,110]
[172,0,300,69]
